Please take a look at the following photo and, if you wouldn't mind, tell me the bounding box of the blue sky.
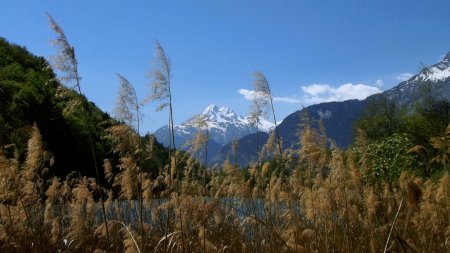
[2,0,450,133]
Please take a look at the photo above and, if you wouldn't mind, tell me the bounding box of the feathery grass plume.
[113,73,145,251]
[0,146,22,250]
[114,74,142,132]
[145,39,181,247]
[252,72,283,162]
[113,221,141,253]
[260,131,277,162]
[146,40,178,198]
[22,123,45,205]
[67,177,97,251]
[45,177,63,244]
[106,124,140,155]
[186,115,208,159]
[316,120,330,172]
[103,159,114,184]
[114,156,139,200]
[19,123,50,249]
[181,157,195,195]
[142,175,154,205]
[188,114,210,196]
[25,123,43,172]
[47,13,110,247]
[46,177,61,204]
[299,110,322,187]
[146,40,171,112]
[145,134,155,162]
[95,220,123,252]
[249,97,265,165]
[232,138,239,168]
[46,13,80,89]
[429,123,450,168]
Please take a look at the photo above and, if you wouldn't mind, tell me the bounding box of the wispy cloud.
[237,89,256,100]
[238,89,301,104]
[273,97,301,103]
[301,83,382,104]
[375,79,383,87]
[396,73,413,82]
[239,82,381,106]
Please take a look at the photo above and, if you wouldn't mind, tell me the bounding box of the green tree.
[365,133,418,184]
[357,96,405,141]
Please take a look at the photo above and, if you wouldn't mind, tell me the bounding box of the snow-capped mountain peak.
[200,104,242,124]
[381,51,450,106]
[444,52,450,62]
[154,104,276,152]
[202,104,220,114]
[410,53,450,82]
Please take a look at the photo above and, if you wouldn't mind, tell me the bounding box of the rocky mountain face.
[213,52,450,167]
[383,52,450,106]
[211,100,366,167]
[153,105,274,163]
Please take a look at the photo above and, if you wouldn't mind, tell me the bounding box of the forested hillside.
[0,37,168,179]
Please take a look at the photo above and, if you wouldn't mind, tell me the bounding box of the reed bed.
[0,123,449,253]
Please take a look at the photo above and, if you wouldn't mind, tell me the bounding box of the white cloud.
[396,73,413,82]
[239,82,381,106]
[273,97,301,104]
[238,89,301,104]
[301,83,382,104]
[238,89,256,100]
[301,84,333,96]
[375,79,383,87]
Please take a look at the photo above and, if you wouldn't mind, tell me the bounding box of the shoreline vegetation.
[1,123,449,252]
[0,15,449,253]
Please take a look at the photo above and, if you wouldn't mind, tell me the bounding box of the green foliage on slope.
[0,37,169,179]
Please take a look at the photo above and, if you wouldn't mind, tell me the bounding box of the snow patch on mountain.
[153,105,276,151]
[383,52,450,105]
[188,105,275,133]
[409,55,450,83]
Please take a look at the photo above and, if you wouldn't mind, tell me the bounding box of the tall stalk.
[253,72,283,170]
[114,74,145,252]
[147,40,178,190]
[249,99,263,166]
[232,138,238,168]
[147,40,184,252]
[46,13,110,250]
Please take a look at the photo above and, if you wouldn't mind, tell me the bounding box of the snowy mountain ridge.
[212,51,450,167]
[383,52,450,105]
[185,104,275,133]
[416,52,450,82]
[153,105,276,163]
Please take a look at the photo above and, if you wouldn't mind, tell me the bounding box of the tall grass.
[0,122,449,252]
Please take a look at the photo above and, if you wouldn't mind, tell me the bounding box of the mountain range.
[153,104,274,163]
[154,52,450,167]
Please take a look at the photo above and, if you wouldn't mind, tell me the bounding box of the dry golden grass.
[0,124,449,252]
